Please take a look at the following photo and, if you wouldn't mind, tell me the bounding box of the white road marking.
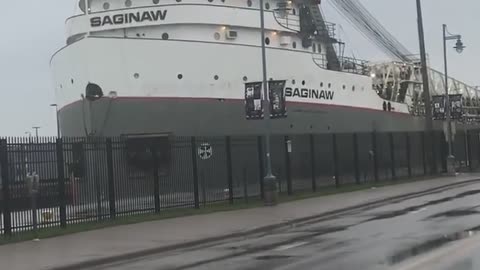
[274,241,308,251]
[410,207,427,214]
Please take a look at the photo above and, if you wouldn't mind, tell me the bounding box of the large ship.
[51,0,478,137]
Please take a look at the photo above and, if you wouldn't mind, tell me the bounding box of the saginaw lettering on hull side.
[90,10,168,27]
[285,88,335,100]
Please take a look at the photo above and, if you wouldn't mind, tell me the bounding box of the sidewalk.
[1,173,479,270]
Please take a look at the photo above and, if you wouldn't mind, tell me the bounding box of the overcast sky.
[0,0,478,136]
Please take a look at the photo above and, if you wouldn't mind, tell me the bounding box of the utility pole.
[259,0,277,205]
[32,127,41,141]
[416,0,435,174]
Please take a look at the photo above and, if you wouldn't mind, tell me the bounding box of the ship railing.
[273,9,300,32]
[312,54,369,76]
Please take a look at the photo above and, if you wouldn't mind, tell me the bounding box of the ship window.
[265,37,270,45]
[292,8,296,15]
[328,83,331,88]
[247,0,252,7]
[162,33,169,40]
[103,2,110,10]
[302,80,306,86]
[134,73,140,79]
[342,85,346,90]
[320,82,324,87]
[71,79,74,84]
[177,74,183,80]
[214,32,221,40]
[208,0,213,2]
[221,0,225,2]
[176,0,182,2]
[125,0,132,7]
[312,44,316,53]
[292,41,296,49]
[153,0,160,3]
[214,75,219,80]
[265,2,270,9]
[243,76,248,82]
[318,44,322,53]
[292,80,296,85]
[352,86,355,91]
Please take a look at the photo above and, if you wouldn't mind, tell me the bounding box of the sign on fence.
[197,143,213,160]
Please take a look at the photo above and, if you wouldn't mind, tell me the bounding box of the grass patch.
[0,174,444,245]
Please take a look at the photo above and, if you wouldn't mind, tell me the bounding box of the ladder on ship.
[306,1,341,71]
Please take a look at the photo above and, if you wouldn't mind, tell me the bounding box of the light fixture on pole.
[50,104,61,138]
[443,24,464,175]
[258,0,277,205]
[32,126,41,142]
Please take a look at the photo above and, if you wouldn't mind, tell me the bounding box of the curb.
[52,177,480,270]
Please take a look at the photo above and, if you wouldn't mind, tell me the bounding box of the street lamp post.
[50,104,61,138]
[258,0,277,205]
[442,24,465,175]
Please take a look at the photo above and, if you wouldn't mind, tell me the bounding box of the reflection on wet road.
[93,183,480,270]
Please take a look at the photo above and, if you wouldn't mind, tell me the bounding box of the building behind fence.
[0,130,477,235]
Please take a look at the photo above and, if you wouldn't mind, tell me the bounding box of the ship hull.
[59,97,441,137]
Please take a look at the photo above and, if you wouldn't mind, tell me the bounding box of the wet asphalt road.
[93,183,480,270]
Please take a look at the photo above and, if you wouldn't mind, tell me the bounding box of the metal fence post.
[191,137,200,209]
[467,130,473,172]
[106,138,116,219]
[0,139,11,236]
[372,132,379,183]
[353,133,360,184]
[309,134,316,192]
[284,136,293,195]
[431,131,438,175]
[406,133,412,178]
[225,136,234,204]
[421,132,427,175]
[389,133,396,179]
[257,136,265,199]
[151,141,160,213]
[56,138,67,228]
[441,132,448,173]
[332,134,340,188]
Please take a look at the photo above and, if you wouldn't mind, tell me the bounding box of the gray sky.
[0,0,478,136]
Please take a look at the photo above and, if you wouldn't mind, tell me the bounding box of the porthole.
[247,0,252,6]
[134,73,140,79]
[177,74,183,80]
[265,37,270,45]
[243,76,248,82]
[265,2,270,9]
[352,86,355,91]
[214,75,219,80]
[214,32,221,40]
[71,79,74,84]
[342,85,346,90]
[125,0,132,7]
[208,0,213,2]
[292,79,296,85]
[60,84,63,89]
[328,83,331,88]
[221,0,225,2]
[162,33,169,40]
[290,124,294,129]
[103,2,110,10]
[320,82,324,87]
[176,0,181,2]
[292,41,297,49]
[302,80,306,86]
[153,0,159,3]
